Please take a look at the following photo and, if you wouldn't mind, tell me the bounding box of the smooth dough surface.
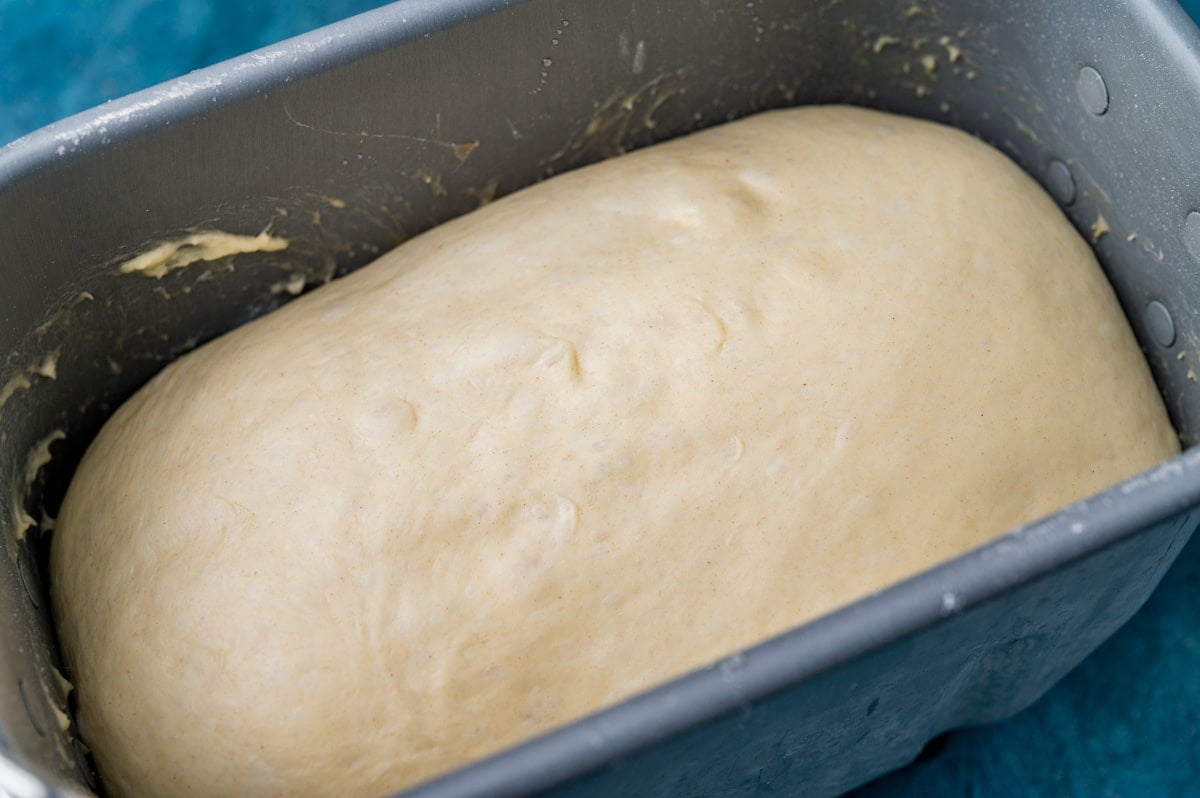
[51,106,1179,798]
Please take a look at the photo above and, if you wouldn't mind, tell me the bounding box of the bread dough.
[50,106,1179,798]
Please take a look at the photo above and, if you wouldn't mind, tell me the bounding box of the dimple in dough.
[50,106,1180,798]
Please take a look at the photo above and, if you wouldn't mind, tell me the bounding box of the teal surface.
[1,1,1199,796]
[0,0,390,145]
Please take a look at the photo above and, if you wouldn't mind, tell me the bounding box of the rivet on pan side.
[1146,301,1176,348]
[1076,65,1109,115]
[17,549,41,610]
[1184,211,1200,263]
[1045,160,1076,205]
[17,679,46,737]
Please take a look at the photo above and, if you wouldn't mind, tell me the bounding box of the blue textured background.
[3,1,1200,796]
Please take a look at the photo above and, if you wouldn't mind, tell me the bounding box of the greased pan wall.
[2,1,1200,796]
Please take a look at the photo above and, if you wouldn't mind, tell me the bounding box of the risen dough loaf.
[52,106,1178,798]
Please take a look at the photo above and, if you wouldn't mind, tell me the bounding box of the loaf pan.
[3,0,1200,795]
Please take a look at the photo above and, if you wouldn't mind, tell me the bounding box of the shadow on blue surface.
[2,1,1200,796]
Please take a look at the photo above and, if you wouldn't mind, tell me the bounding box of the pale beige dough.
[51,105,1179,798]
